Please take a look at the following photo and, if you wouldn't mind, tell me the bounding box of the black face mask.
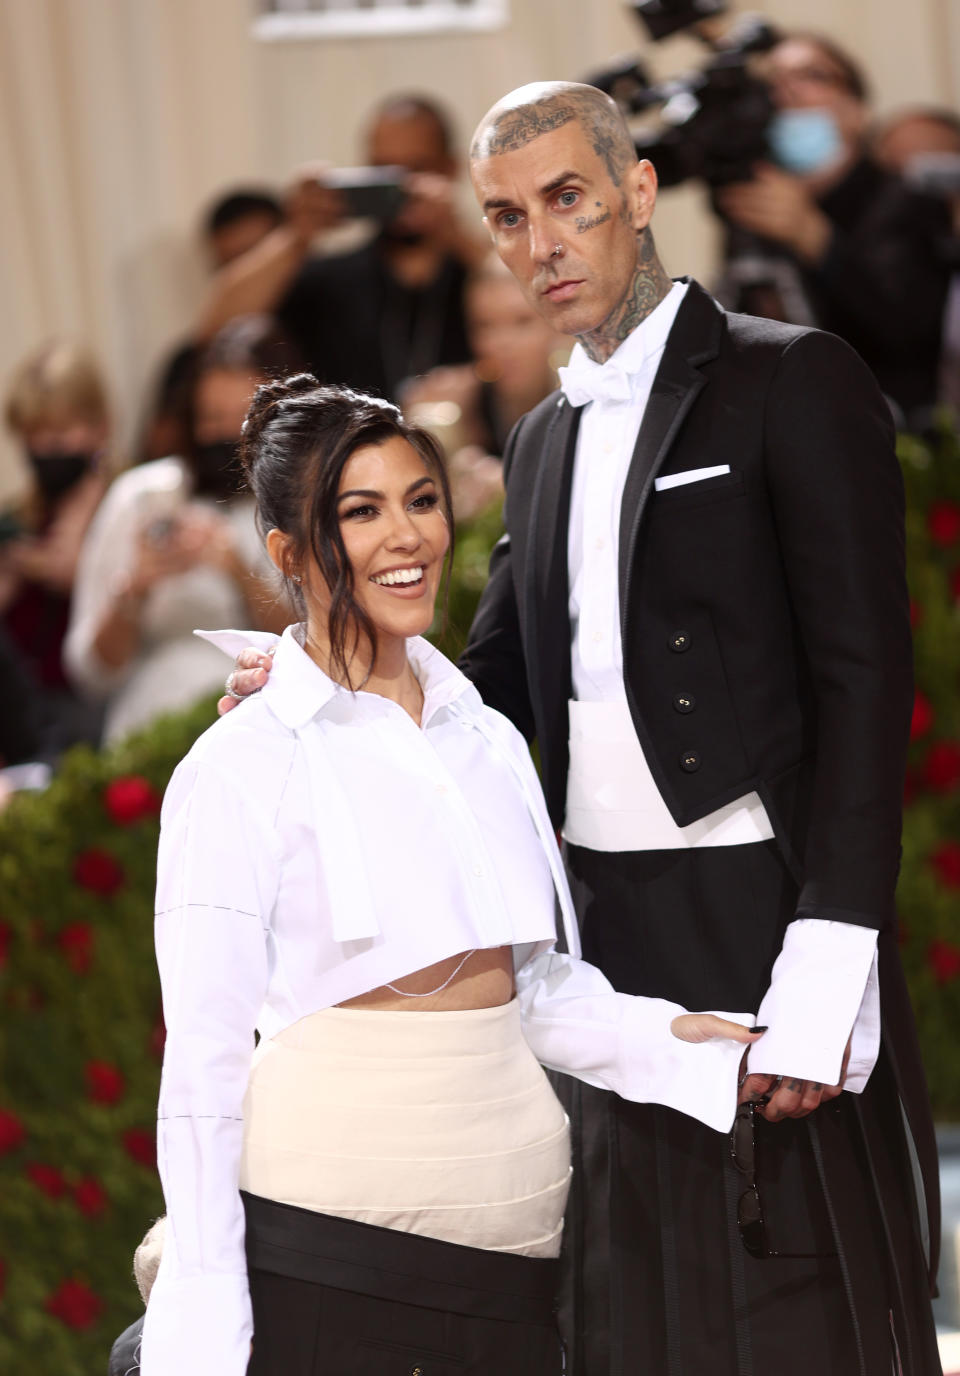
[191,440,242,499]
[27,451,93,504]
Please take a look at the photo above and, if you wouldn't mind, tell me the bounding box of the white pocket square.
[655,464,731,492]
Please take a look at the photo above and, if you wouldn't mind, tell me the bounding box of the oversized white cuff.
[517,950,753,1134]
[141,1267,252,1376]
[749,917,879,1089]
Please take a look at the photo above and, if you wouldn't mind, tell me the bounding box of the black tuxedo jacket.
[462,279,914,937]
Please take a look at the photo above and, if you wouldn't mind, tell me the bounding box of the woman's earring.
[292,574,302,585]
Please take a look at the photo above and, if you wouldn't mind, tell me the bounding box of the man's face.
[471,119,651,339]
[765,39,865,145]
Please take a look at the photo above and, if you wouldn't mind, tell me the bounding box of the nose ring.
[552,244,563,257]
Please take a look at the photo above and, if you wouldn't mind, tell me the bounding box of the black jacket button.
[673,693,696,714]
[680,751,701,773]
[669,630,691,653]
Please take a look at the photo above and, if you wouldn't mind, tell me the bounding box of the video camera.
[586,0,782,188]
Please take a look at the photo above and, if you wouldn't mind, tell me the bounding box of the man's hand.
[217,645,276,716]
[671,1014,765,1046]
[716,165,832,263]
[284,165,346,246]
[739,1036,851,1122]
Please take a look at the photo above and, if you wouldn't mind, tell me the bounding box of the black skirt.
[242,1192,564,1376]
[557,839,941,1376]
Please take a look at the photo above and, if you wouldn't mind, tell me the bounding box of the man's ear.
[624,158,658,234]
[265,528,295,581]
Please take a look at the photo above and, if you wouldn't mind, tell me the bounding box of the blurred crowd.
[3,38,960,804]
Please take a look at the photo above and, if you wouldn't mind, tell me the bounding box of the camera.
[586,2,782,188]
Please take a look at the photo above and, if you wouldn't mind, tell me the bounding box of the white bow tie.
[558,355,635,408]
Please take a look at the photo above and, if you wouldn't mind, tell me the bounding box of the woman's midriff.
[337,946,515,1012]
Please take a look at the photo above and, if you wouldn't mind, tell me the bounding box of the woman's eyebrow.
[338,488,383,501]
[337,476,434,502]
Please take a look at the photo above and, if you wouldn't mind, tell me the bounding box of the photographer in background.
[194,94,488,401]
[873,106,960,415]
[714,33,951,427]
[1,341,112,757]
[65,317,292,745]
[142,187,284,463]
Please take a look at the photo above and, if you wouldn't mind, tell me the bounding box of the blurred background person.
[194,93,489,401]
[872,105,960,416]
[142,187,284,464]
[0,341,113,757]
[713,31,952,427]
[65,316,294,745]
[404,254,571,521]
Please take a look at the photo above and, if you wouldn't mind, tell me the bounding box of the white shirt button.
[592,631,603,643]
[603,442,614,455]
[473,865,484,878]
[594,536,605,550]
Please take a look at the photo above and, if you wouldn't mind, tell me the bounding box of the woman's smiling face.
[316,434,450,648]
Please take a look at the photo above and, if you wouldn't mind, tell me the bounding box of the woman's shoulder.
[164,694,298,818]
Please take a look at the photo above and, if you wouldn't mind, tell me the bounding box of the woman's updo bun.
[238,377,452,688]
[239,372,322,474]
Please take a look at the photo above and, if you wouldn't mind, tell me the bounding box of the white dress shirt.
[142,624,754,1376]
[557,282,879,1094]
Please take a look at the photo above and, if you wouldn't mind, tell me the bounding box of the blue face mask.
[767,108,843,175]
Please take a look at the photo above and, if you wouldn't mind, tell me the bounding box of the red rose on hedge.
[122,1127,157,1169]
[0,921,10,969]
[85,1061,125,1105]
[73,848,125,897]
[57,922,94,975]
[910,691,934,741]
[0,1108,25,1154]
[27,1162,67,1198]
[932,841,960,889]
[929,939,960,985]
[928,500,960,547]
[104,775,161,826]
[45,1278,104,1330]
[924,741,960,793]
[73,1176,108,1217]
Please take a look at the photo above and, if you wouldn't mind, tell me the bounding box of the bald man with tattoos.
[224,83,940,1376]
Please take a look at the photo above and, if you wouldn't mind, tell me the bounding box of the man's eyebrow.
[540,169,586,197]
[483,169,588,214]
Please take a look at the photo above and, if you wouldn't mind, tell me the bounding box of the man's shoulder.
[509,388,566,451]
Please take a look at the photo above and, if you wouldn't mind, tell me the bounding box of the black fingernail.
[751,1025,768,1033]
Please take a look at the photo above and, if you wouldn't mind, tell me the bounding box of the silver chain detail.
[385,949,477,998]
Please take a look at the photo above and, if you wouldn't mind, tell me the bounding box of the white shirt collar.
[558,279,688,406]
[196,623,482,732]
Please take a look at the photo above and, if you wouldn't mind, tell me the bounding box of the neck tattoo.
[577,229,673,364]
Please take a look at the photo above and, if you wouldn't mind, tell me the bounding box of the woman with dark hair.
[64,316,295,743]
[139,375,760,1376]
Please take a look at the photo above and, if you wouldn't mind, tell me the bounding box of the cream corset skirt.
[239,999,571,1259]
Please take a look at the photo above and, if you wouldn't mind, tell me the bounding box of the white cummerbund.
[240,1000,571,1258]
[562,697,775,853]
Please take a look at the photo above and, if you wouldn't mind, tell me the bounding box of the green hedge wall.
[1,436,959,1373]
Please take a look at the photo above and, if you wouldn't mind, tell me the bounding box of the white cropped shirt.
[141,625,754,1376]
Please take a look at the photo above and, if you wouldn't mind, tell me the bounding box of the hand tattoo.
[787,1079,802,1093]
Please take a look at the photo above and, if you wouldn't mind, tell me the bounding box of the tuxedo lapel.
[618,282,725,628]
[523,398,580,726]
